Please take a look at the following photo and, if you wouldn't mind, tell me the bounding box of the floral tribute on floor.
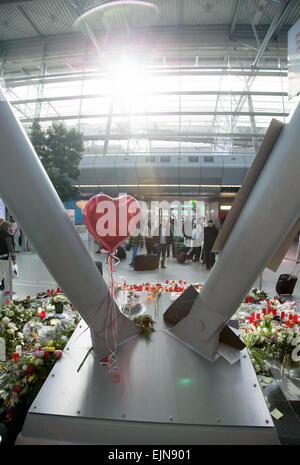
[235,288,300,377]
[115,279,202,322]
[0,288,80,443]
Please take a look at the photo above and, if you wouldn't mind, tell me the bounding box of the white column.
[0,86,139,355]
[170,103,300,359]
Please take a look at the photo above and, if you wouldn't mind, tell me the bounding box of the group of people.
[128,216,219,270]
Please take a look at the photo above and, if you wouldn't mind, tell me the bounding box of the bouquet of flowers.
[0,339,64,421]
[240,312,300,375]
[133,314,156,338]
[244,288,269,303]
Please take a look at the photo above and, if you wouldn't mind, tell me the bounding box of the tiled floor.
[8,235,300,304]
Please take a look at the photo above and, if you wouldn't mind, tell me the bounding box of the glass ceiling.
[5,62,296,157]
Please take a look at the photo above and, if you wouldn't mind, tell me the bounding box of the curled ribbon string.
[72,248,121,383]
[99,248,121,383]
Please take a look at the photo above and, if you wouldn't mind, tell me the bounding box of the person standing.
[202,220,218,270]
[154,218,172,269]
[0,221,16,292]
[129,231,144,267]
[145,220,156,255]
[189,217,204,262]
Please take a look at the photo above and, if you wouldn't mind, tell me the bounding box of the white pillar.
[170,103,300,359]
[0,86,139,355]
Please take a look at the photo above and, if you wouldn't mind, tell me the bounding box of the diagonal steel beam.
[244,0,261,48]
[17,5,44,38]
[229,0,243,39]
[253,0,297,67]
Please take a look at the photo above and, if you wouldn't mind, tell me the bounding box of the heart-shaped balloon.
[83,194,141,253]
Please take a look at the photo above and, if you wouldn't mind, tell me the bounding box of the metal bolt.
[51,374,55,377]
[122,414,126,418]
[217,418,221,423]
[67,347,69,351]
[253,384,257,387]
[266,419,269,424]
[77,410,80,415]
[169,416,173,421]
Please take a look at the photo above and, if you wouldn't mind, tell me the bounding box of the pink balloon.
[83,194,141,253]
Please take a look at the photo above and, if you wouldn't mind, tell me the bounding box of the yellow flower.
[43,346,55,352]
[0,365,3,371]
[28,375,35,383]
[48,340,54,346]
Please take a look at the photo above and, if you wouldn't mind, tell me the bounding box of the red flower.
[5,300,10,305]
[289,313,293,320]
[165,280,169,284]
[272,309,277,315]
[57,288,61,293]
[293,315,298,323]
[14,385,21,393]
[43,352,51,360]
[249,314,255,324]
[13,353,19,363]
[142,316,151,327]
[27,295,30,300]
[39,311,46,319]
[248,297,253,303]
[27,364,35,373]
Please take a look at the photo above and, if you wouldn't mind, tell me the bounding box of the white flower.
[7,329,15,335]
[2,316,10,324]
[16,332,24,339]
[292,336,300,347]
[292,346,300,362]
[33,358,44,367]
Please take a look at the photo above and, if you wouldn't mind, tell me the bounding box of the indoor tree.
[29,121,84,203]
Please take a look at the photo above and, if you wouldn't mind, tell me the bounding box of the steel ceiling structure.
[0,0,299,198]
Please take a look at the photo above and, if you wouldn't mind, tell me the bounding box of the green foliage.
[29,121,84,202]
[133,314,156,338]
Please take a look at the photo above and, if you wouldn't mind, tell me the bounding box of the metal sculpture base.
[16,295,279,445]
